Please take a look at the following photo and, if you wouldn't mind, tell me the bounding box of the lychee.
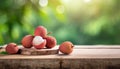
[59,41,74,54]
[21,35,34,48]
[45,36,57,48]
[34,26,47,38]
[32,36,46,49]
[5,43,19,54]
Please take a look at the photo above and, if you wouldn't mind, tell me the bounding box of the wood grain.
[20,48,59,55]
[0,45,120,69]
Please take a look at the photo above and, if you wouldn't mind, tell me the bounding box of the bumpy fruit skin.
[5,43,19,54]
[45,36,57,48]
[59,41,74,54]
[21,35,34,48]
[33,39,46,49]
[34,26,47,38]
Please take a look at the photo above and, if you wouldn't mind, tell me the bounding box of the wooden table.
[0,45,120,69]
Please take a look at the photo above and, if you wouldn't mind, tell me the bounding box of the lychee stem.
[71,45,74,48]
[47,32,52,35]
[14,45,17,47]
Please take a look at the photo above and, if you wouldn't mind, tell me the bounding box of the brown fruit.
[5,43,19,54]
[59,41,74,54]
[45,36,57,48]
[32,36,46,49]
[34,26,47,38]
[21,35,34,48]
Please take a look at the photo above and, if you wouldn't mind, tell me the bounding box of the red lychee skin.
[45,36,57,48]
[21,35,34,48]
[34,26,47,38]
[33,39,46,49]
[5,43,19,54]
[59,41,74,54]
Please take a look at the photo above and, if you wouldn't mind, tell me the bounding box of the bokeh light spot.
[39,0,48,7]
[84,0,91,3]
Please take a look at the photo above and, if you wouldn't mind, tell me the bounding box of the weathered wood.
[0,57,120,69]
[0,59,60,69]
[61,59,120,69]
[0,45,120,69]
[20,48,59,55]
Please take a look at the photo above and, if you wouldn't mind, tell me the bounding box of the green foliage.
[0,51,8,55]
[0,0,120,45]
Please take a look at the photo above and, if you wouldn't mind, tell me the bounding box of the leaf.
[0,51,8,55]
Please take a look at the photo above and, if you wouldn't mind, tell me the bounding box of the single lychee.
[59,41,74,54]
[5,43,19,54]
[21,35,34,48]
[34,26,47,38]
[45,36,57,48]
[32,36,46,49]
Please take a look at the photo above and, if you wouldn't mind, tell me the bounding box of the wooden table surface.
[0,45,120,69]
[0,45,120,59]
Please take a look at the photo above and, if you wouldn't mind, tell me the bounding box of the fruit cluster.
[21,26,56,49]
[5,26,74,55]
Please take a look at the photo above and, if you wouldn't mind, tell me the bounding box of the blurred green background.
[0,0,120,45]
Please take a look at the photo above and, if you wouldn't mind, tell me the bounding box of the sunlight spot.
[61,0,70,4]
[84,0,91,3]
[39,0,48,7]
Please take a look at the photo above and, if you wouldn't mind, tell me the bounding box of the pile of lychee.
[5,26,74,55]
